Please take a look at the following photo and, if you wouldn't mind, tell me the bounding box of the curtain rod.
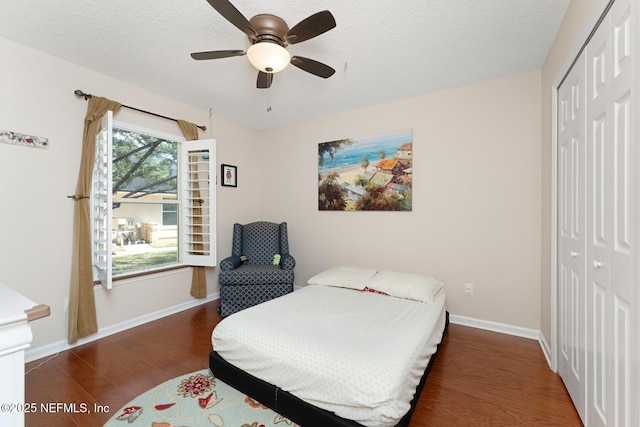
[74,90,207,131]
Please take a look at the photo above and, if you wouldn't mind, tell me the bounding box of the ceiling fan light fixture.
[247,41,290,73]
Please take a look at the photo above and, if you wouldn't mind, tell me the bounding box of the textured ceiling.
[1,0,569,130]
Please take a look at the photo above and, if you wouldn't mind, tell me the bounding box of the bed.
[210,266,448,427]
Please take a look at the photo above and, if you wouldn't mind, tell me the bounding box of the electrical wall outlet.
[464,283,474,296]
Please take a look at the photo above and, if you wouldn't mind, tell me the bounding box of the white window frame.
[91,111,216,289]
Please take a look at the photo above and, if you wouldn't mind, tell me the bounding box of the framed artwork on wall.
[221,164,237,187]
[318,130,413,211]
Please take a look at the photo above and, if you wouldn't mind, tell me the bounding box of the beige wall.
[540,0,610,345]
[0,36,263,351]
[3,4,597,354]
[261,70,543,329]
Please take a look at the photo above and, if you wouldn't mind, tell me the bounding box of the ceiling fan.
[191,0,337,89]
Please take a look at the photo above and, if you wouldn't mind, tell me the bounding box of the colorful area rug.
[104,369,300,427]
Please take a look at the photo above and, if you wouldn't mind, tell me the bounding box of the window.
[91,111,216,288]
[162,202,178,226]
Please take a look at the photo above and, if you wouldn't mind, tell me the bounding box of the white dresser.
[0,283,49,427]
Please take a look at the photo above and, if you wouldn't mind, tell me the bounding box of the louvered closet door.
[557,51,587,424]
[585,0,637,425]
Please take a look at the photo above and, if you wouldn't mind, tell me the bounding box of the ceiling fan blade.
[290,56,335,78]
[286,10,336,44]
[206,0,257,40]
[257,71,273,89]
[191,50,245,60]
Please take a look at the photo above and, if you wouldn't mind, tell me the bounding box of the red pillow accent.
[363,286,388,295]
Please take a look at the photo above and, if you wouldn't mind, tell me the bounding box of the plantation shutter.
[91,110,113,289]
[180,139,216,266]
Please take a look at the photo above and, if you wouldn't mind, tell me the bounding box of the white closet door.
[607,2,636,425]
[558,0,638,426]
[585,0,637,425]
[557,51,587,424]
[586,11,612,426]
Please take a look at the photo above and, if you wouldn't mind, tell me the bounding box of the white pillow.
[366,269,444,304]
[307,266,377,290]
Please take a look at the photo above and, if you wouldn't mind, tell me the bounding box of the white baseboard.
[25,293,219,363]
[449,314,540,340]
[449,313,554,370]
[538,332,554,370]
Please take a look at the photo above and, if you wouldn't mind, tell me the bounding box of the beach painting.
[318,130,413,211]
[0,130,49,149]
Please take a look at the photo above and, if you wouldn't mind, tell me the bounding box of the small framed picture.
[221,164,237,187]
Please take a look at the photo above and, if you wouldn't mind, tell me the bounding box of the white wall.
[261,70,543,329]
[0,36,263,352]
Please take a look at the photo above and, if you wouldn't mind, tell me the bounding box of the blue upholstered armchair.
[218,221,295,316]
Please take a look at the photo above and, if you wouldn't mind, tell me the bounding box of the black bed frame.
[209,312,449,427]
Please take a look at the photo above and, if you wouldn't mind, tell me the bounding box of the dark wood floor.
[24,300,582,426]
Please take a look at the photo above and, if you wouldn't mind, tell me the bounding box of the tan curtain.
[177,120,207,299]
[68,96,122,344]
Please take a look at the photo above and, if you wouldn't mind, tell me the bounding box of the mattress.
[212,283,447,427]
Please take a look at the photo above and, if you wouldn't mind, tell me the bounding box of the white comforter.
[212,284,446,427]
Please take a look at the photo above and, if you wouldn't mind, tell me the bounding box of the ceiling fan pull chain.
[267,84,272,112]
